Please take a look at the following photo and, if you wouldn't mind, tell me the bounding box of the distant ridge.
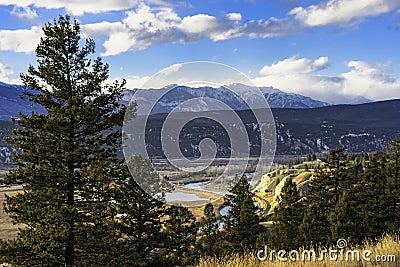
[121,83,330,115]
[138,98,400,157]
[0,81,372,120]
[0,82,44,121]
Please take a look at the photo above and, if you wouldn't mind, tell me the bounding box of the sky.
[0,0,399,104]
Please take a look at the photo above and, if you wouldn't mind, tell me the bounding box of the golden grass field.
[197,235,400,267]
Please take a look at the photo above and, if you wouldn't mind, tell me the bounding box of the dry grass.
[0,186,23,240]
[197,235,400,267]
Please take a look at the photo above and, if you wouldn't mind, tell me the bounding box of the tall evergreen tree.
[0,15,125,267]
[223,175,253,230]
[197,203,219,257]
[162,206,199,266]
[325,148,353,204]
[329,191,364,245]
[300,148,354,248]
[354,152,391,241]
[269,178,304,250]
[113,155,167,266]
[224,175,263,254]
[233,195,263,253]
[300,200,331,248]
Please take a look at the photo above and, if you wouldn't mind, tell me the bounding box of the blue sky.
[0,0,399,103]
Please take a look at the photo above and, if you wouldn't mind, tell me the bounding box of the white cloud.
[253,56,400,103]
[122,75,151,89]
[243,17,299,38]
[259,55,329,75]
[81,4,296,56]
[0,26,42,53]
[0,0,175,16]
[253,72,346,103]
[341,61,400,100]
[290,0,400,26]
[179,14,218,34]
[227,13,242,21]
[0,0,126,16]
[10,5,38,20]
[123,4,181,31]
[1,1,398,56]
[0,62,21,84]
[162,63,182,75]
[81,21,126,37]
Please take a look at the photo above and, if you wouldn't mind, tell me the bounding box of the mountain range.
[0,81,374,119]
[0,82,336,120]
[121,84,332,114]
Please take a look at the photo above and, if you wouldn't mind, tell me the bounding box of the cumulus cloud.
[253,56,400,103]
[0,62,21,84]
[0,26,43,53]
[341,61,400,100]
[259,55,329,75]
[290,0,400,26]
[10,5,38,20]
[227,12,242,21]
[81,21,126,37]
[82,4,297,56]
[253,72,346,104]
[0,0,178,16]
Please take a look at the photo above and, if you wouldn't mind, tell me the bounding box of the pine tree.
[233,195,263,253]
[162,206,199,266]
[269,178,304,250]
[113,155,167,266]
[329,191,364,245]
[354,152,391,241]
[386,139,400,233]
[0,15,125,266]
[197,203,219,257]
[300,148,354,248]
[223,175,253,230]
[325,148,353,204]
[300,200,331,248]
[224,175,263,254]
